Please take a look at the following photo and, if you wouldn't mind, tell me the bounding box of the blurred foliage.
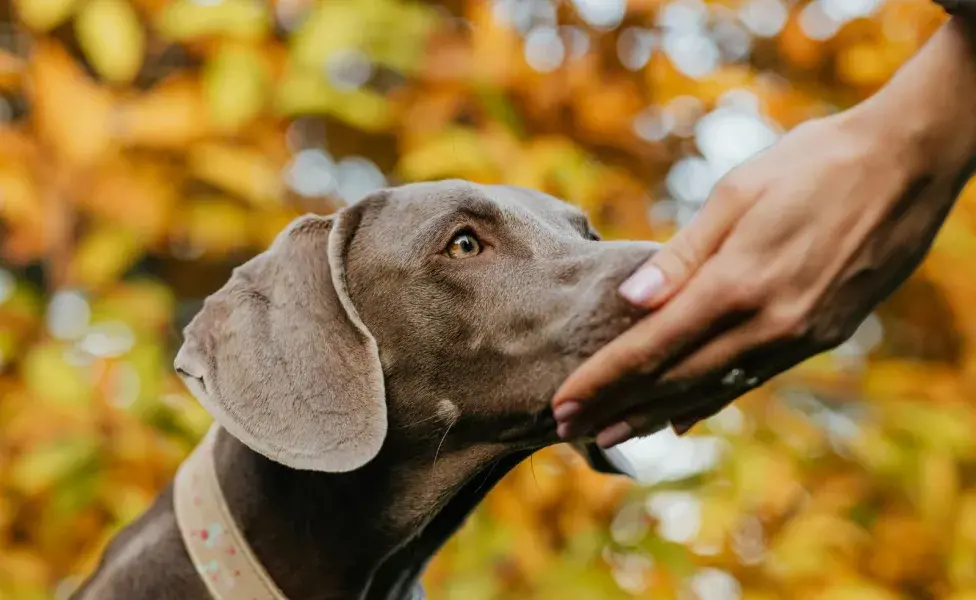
[1,0,975,598]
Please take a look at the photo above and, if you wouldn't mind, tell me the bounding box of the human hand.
[552,19,976,447]
[554,111,973,447]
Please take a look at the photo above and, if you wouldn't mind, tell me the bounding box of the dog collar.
[174,424,290,600]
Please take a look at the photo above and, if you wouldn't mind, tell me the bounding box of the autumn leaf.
[75,0,146,84]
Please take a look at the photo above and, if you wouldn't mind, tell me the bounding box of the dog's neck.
[209,426,528,600]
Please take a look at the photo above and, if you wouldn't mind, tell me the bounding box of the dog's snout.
[606,240,659,275]
[584,240,659,292]
[174,342,207,395]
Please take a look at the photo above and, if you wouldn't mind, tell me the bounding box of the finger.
[556,381,699,440]
[554,261,753,434]
[618,181,745,310]
[596,412,652,448]
[594,313,810,446]
[657,317,774,388]
[668,333,817,436]
[657,317,787,435]
[597,388,733,447]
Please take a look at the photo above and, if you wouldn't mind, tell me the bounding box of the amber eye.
[446,232,481,259]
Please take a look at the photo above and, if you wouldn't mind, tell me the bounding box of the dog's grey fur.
[72,180,674,600]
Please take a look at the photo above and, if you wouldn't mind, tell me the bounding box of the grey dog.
[72,180,695,600]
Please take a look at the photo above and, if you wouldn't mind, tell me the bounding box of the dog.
[72,180,693,600]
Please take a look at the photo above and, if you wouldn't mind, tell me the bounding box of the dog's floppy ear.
[173,210,385,473]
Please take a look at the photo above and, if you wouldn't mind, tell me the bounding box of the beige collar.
[174,424,290,600]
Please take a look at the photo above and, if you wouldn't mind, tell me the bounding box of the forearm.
[848,17,976,176]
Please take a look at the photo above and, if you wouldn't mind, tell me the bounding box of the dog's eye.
[446,232,481,259]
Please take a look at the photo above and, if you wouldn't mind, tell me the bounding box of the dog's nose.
[174,343,201,379]
[174,342,208,396]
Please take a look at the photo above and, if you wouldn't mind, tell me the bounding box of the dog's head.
[174,180,657,476]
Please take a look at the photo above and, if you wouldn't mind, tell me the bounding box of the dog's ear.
[571,441,637,479]
[174,210,385,473]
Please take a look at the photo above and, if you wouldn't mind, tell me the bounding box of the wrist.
[845,19,976,178]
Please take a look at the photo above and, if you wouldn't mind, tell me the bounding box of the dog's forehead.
[377,179,586,230]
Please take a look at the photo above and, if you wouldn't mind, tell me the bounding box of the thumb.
[619,197,739,310]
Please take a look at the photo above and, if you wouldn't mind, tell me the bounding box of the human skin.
[553,17,976,448]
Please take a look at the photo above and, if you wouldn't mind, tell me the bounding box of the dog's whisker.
[430,421,454,475]
[416,419,458,529]
[528,455,540,491]
[472,457,503,497]
[392,413,443,430]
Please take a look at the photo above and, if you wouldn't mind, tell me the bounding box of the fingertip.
[596,421,634,449]
[553,401,582,422]
[618,265,666,308]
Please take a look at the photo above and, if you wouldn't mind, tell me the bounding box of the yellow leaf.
[275,67,393,132]
[117,76,210,148]
[101,483,154,523]
[0,550,51,589]
[868,513,940,585]
[696,491,738,549]
[22,343,92,409]
[0,48,26,91]
[397,128,497,182]
[187,142,283,208]
[766,514,866,581]
[288,1,366,69]
[847,425,905,477]
[14,0,80,31]
[916,450,958,524]
[156,0,270,41]
[89,279,175,335]
[0,329,17,370]
[202,43,269,133]
[250,209,302,250]
[29,41,114,165]
[836,42,891,88]
[882,400,976,458]
[82,159,177,241]
[69,225,143,290]
[75,0,145,84]
[8,437,100,495]
[950,493,976,587]
[814,581,900,600]
[181,197,252,258]
[731,443,800,516]
[0,162,43,231]
[289,0,435,74]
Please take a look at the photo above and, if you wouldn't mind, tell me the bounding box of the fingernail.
[557,422,573,440]
[596,421,633,449]
[619,266,665,306]
[554,401,582,422]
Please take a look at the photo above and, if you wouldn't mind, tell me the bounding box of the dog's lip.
[495,407,558,444]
